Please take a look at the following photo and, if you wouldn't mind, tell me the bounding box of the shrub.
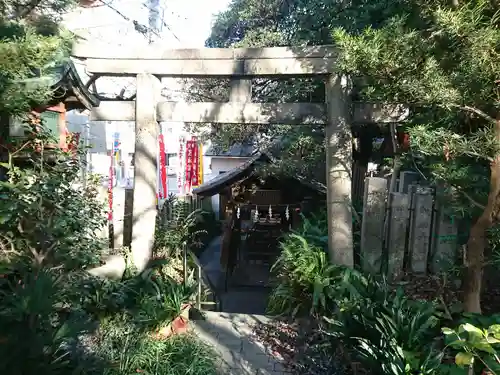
[0,129,108,374]
[268,231,370,318]
[324,285,443,374]
[91,318,219,375]
[268,209,368,318]
[155,196,220,257]
[0,268,96,374]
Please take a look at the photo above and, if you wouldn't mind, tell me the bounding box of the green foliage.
[0,2,77,115]
[268,210,368,317]
[0,130,107,270]
[333,0,500,227]
[0,131,209,373]
[0,124,106,373]
[269,209,500,374]
[130,268,196,331]
[155,195,220,256]
[0,268,94,374]
[270,218,448,374]
[442,323,500,374]
[93,321,218,375]
[324,286,443,375]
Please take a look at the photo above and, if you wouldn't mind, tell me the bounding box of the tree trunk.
[463,117,500,313]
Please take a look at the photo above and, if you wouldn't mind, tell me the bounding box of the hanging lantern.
[285,205,290,220]
[268,205,272,219]
[236,206,240,219]
[254,206,259,222]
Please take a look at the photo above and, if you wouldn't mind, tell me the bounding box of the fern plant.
[268,231,369,318]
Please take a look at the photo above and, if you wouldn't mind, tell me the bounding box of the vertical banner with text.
[191,138,199,188]
[185,139,196,194]
[158,134,168,199]
[108,152,114,221]
[197,143,204,186]
[177,135,186,195]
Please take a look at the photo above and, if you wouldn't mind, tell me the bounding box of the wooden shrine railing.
[182,244,222,311]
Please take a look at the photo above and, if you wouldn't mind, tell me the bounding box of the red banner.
[185,140,196,194]
[108,152,114,221]
[177,136,185,192]
[191,137,199,188]
[158,134,167,199]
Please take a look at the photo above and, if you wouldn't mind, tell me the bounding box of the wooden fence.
[361,171,459,279]
[158,195,212,223]
[116,191,213,248]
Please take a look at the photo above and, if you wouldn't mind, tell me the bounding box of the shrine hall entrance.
[228,202,301,289]
[192,152,326,292]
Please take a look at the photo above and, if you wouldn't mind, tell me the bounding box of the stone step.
[191,312,288,375]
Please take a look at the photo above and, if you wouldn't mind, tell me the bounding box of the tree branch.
[446,104,496,123]
[15,0,43,19]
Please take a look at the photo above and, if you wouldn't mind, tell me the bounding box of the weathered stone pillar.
[325,74,353,266]
[123,188,134,248]
[399,171,419,193]
[408,186,434,273]
[387,192,409,279]
[431,207,458,273]
[360,177,387,274]
[131,73,161,272]
[113,186,125,249]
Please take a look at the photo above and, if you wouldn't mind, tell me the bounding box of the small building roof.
[22,60,99,110]
[205,142,256,157]
[49,60,100,110]
[192,151,326,197]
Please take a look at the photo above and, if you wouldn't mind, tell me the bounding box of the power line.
[141,1,180,41]
[96,0,156,40]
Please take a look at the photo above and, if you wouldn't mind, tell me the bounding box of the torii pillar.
[131,73,161,272]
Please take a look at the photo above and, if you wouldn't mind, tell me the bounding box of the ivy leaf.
[461,323,484,336]
[488,325,500,339]
[455,352,474,367]
[442,327,455,335]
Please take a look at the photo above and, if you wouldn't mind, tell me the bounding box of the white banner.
[177,135,186,195]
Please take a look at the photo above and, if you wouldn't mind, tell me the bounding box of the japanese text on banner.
[185,140,195,194]
[108,153,114,221]
[158,134,167,199]
[191,139,199,187]
[197,143,203,186]
[177,136,186,194]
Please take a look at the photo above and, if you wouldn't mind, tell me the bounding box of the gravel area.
[251,318,351,375]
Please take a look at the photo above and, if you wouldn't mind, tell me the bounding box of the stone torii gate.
[72,42,405,272]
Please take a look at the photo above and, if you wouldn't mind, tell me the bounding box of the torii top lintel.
[72,42,338,77]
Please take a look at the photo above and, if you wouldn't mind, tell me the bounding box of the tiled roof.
[192,151,326,197]
[205,143,257,157]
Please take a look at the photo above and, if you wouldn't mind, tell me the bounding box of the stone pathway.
[192,311,289,375]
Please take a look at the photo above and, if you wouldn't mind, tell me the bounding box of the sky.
[159,0,232,47]
[62,0,232,97]
[63,0,232,48]
[63,0,232,179]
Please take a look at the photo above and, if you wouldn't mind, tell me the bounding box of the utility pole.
[147,0,160,44]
